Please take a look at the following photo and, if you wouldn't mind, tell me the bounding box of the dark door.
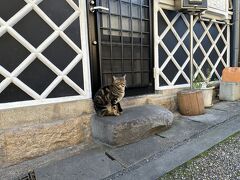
[89,0,153,96]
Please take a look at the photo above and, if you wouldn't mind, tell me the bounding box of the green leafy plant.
[193,74,204,89]
[193,69,212,89]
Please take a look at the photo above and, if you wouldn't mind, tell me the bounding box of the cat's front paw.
[97,113,104,117]
[114,112,120,116]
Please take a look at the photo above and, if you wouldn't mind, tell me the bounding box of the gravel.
[159,131,240,180]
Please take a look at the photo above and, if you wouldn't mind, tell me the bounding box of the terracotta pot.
[222,67,240,82]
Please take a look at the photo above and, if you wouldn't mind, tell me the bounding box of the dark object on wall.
[175,0,208,12]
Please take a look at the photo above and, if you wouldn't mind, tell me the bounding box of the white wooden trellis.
[0,0,91,104]
[154,3,230,90]
[193,19,229,81]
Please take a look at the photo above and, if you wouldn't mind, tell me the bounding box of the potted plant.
[193,72,214,107]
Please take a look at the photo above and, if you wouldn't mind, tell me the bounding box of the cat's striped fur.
[93,75,126,117]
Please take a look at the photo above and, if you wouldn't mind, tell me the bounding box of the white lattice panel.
[154,4,230,90]
[0,0,91,103]
[193,19,229,81]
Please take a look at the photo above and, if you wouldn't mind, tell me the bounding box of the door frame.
[87,0,154,97]
[87,0,101,96]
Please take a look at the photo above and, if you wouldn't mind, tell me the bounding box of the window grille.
[0,0,91,104]
[154,5,230,90]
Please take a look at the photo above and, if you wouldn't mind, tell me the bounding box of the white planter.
[201,87,214,107]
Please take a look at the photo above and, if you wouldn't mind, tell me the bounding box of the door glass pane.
[112,31,121,42]
[102,45,111,58]
[142,0,148,6]
[123,60,132,71]
[142,73,149,86]
[110,0,120,14]
[132,5,140,18]
[141,20,149,32]
[133,73,142,86]
[112,46,122,59]
[142,7,149,19]
[133,60,141,71]
[133,46,141,59]
[111,15,120,29]
[142,33,149,44]
[100,0,108,7]
[123,46,132,58]
[101,14,109,28]
[133,32,141,40]
[102,60,111,72]
[101,29,110,40]
[121,2,130,16]
[132,19,140,31]
[112,59,122,72]
[132,0,141,5]
[111,30,121,36]
[142,60,149,71]
[122,17,131,30]
[142,47,149,59]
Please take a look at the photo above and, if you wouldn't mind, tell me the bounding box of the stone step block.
[92,105,174,146]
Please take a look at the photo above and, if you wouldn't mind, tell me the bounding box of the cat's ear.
[112,76,116,81]
[123,74,126,79]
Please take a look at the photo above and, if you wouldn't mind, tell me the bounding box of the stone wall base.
[0,90,182,166]
[0,115,92,166]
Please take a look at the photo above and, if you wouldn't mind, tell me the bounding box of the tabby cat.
[93,75,126,117]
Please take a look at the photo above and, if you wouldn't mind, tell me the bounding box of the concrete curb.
[103,111,240,180]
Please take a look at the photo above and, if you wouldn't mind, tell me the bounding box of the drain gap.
[185,118,205,124]
[211,108,228,112]
[19,170,36,180]
[155,134,166,138]
[105,152,116,161]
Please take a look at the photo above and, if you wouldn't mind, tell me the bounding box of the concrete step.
[92,105,174,146]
